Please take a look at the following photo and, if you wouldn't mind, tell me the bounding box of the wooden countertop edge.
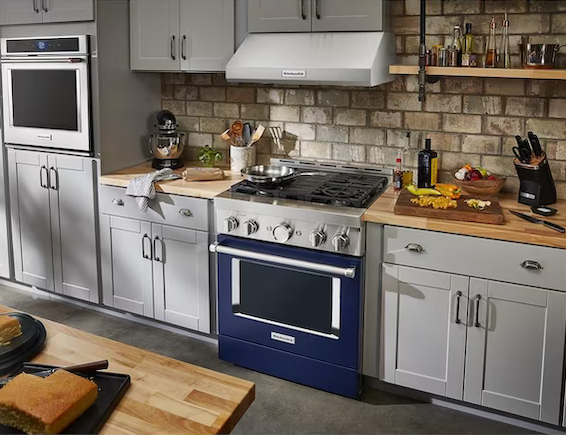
[363,188,566,250]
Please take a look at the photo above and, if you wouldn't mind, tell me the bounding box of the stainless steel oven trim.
[210,242,356,278]
[231,259,341,340]
[1,58,90,152]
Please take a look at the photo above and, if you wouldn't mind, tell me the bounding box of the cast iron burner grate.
[230,172,388,208]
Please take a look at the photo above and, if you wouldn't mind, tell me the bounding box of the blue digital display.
[37,41,47,50]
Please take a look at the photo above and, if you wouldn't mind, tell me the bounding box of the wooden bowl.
[453,176,507,196]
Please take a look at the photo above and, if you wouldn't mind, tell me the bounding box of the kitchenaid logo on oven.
[271,331,295,345]
[281,70,306,78]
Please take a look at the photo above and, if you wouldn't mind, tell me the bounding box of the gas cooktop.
[230,171,388,209]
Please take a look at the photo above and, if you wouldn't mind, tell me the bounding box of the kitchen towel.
[126,168,181,212]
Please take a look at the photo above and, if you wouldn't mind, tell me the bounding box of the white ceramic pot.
[230,145,256,174]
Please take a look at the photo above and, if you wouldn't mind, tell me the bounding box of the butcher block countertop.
[99,161,243,199]
[363,187,566,250]
[0,305,255,435]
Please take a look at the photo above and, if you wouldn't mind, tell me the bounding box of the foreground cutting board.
[394,190,504,225]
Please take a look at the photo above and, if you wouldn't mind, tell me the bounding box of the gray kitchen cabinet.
[248,0,311,33]
[381,264,468,400]
[464,278,566,425]
[152,224,210,333]
[248,0,382,33]
[8,150,53,291]
[0,0,93,25]
[312,0,383,32]
[49,154,99,303]
[130,0,234,72]
[8,149,99,303]
[100,215,154,317]
[130,0,179,71]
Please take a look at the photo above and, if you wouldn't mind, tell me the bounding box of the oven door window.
[11,69,78,131]
[232,259,340,339]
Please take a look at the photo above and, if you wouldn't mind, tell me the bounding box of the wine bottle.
[417,139,438,188]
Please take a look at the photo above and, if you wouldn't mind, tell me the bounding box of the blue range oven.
[212,234,363,398]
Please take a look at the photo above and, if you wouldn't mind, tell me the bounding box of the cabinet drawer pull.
[455,291,462,324]
[474,294,481,328]
[315,0,321,19]
[520,260,543,270]
[170,35,176,60]
[42,0,48,12]
[32,0,40,13]
[49,167,58,190]
[405,243,423,253]
[154,236,163,263]
[40,166,48,189]
[181,35,187,60]
[179,208,192,217]
[142,234,152,260]
[112,198,124,206]
[301,0,307,19]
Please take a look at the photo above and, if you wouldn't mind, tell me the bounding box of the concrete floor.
[0,285,537,434]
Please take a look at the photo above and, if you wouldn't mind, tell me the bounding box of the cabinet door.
[130,0,180,71]
[248,0,311,33]
[48,155,99,303]
[41,0,94,23]
[0,0,42,25]
[312,0,382,32]
[8,149,53,291]
[381,264,468,400]
[152,224,210,333]
[0,147,11,280]
[465,279,566,425]
[100,215,153,317]
[179,0,234,72]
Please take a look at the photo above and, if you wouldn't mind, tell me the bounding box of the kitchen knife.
[527,131,543,157]
[520,139,533,163]
[0,360,109,387]
[509,210,565,233]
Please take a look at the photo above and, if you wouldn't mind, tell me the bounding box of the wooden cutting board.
[394,190,504,225]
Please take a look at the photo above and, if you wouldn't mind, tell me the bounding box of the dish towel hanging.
[126,168,181,212]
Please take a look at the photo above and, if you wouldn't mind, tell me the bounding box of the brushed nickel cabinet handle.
[42,0,48,12]
[455,291,462,324]
[520,260,543,270]
[40,166,48,188]
[181,35,187,60]
[49,167,58,190]
[315,0,321,19]
[142,234,152,260]
[170,35,176,60]
[301,0,307,19]
[154,236,164,263]
[179,208,192,217]
[474,294,481,328]
[32,0,40,13]
[405,243,424,253]
[112,198,124,206]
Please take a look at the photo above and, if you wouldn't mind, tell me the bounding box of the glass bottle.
[462,22,474,66]
[485,17,497,68]
[450,25,463,66]
[499,13,511,68]
[394,156,403,191]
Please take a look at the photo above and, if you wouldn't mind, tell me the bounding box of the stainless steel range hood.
[226,32,395,87]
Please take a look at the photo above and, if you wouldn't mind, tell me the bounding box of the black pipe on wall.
[418,0,426,102]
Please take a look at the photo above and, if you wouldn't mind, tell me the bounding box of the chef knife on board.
[509,210,565,233]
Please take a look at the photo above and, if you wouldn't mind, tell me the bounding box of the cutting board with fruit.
[394,188,504,225]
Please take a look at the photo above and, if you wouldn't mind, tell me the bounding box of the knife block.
[514,153,556,206]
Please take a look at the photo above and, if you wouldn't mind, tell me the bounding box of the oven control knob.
[309,230,326,247]
[332,233,349,252]
[243,220,259,235]
[273,223,293,242]
[224,216,239,232]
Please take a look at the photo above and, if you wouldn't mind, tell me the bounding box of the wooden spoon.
[247,125,265,147]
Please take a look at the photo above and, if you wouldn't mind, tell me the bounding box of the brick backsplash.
[162,0,566,198]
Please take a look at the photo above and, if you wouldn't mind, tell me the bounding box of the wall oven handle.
[209,242,356,279]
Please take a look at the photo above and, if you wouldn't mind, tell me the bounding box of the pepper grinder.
[499,13,511,68]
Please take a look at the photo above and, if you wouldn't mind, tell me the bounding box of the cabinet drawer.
[384,226,566,292]
[99,185,208,231]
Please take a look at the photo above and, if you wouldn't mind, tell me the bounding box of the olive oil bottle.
[417,139,438,188]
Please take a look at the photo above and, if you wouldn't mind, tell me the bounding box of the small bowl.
[453,176,507,196]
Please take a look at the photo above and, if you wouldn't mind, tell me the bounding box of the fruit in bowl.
[454,164,506,196]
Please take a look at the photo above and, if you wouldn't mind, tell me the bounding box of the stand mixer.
[149,110,186,169]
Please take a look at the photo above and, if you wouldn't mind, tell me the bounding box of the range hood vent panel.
[226,32,395,87]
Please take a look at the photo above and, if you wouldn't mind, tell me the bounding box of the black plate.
[0,363,131,434]
[0,313,39,359]
[0,320,46,377]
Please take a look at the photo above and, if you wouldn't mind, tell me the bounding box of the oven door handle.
[209,242,356,279]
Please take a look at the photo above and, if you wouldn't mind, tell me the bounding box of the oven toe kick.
[219,335,360,399]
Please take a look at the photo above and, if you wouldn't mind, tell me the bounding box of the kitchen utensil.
[269,127,283,152]
[0,362,130,435]
[0,360,109,387]
[230,145,256,174]
[247,125,265,147]
[242,123,252,145]
[514,149,557,206]
[528,131,543,157]
[453,176,507,196]
[149,110,185,170]
[531,206,557,217]
[241,165,326,186]
[230,121,245,146]
[514,135,532,163]
[520,43,565,69]
[220,129,232,142]
[394,190,504,225]
[509,210,565,233]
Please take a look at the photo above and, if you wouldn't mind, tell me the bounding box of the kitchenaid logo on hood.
[281,70,306,78]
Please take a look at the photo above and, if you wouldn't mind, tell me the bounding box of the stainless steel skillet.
[241,165,325,185]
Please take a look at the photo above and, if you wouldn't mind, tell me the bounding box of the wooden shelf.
[389,65,566,80]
